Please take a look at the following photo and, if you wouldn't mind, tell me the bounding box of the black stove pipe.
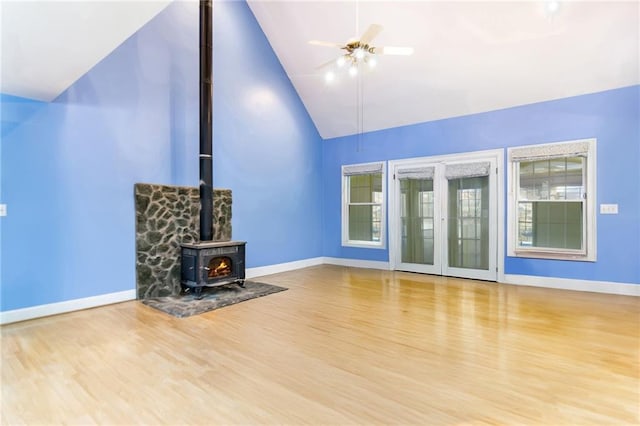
[199,0,213,241]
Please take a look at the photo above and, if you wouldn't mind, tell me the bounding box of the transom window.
[508,139,596,261]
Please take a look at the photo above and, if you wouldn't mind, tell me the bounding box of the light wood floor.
[2,265,639,425]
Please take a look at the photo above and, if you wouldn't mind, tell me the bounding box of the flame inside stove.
[208,256,232,278]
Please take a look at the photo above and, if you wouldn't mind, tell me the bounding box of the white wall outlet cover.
[0,204,6,217]
[600,204,618,214]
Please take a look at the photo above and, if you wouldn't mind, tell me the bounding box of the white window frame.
[341,161,386,249]
[507,138,597,261]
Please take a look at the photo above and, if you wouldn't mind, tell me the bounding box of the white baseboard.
[246,257,325,279]
[0,290,136,325]
[502,274,640,296]
[245,257,390,279]
[322,257,391,271]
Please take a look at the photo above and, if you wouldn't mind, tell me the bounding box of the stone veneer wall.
[134,183,232,299]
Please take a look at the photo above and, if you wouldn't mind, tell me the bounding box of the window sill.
[511,248,595,262]
[342,241,386,250]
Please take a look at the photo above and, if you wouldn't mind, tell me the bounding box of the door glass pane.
[448,176,489,270]
[400,178,434,265]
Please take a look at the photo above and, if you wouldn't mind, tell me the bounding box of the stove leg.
[237,280,245,288]
[194,286,203,300]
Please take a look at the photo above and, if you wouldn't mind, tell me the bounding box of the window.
[508,139,596,261]
[342,162,385,248]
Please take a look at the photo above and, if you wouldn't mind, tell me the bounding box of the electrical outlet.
[600,204,618,214]
[0,204,6,217]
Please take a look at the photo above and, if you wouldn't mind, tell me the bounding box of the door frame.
[388,149,505,281]
[388,158,443,276]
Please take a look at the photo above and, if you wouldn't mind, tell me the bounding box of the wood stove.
[179,0,247,300]
[181,241,246,298]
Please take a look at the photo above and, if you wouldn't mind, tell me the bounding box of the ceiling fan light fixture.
[325,70,335,83]
[309,24,413,82]
[546,1,560,14]
[367,56,377,68]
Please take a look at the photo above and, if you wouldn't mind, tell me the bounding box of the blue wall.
[322,86,640,285]
[213,1,323,266]
[0,0,323,312]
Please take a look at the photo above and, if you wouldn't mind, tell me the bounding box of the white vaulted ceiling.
[1,0,172,102]
[1,1,638,139]
[247,1,639,139]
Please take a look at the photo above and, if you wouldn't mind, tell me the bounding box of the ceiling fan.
[309,24,414,79]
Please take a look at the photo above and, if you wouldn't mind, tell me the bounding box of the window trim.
[507,138,597,261]
[341,161,386,249]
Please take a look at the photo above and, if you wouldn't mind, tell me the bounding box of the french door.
[389,150,502,281]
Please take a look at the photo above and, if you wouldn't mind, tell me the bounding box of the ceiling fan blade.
[316,57,340,70]
[359,24,383,45]
[375,46,414,56]
[308,40,343,48]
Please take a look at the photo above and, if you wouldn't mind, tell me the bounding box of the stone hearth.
[134,183,232,299]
